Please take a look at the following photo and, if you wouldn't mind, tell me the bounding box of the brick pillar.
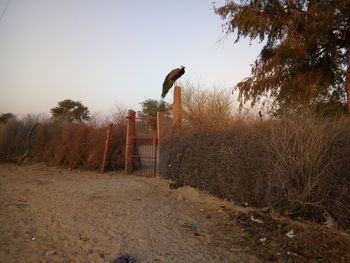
[173,86,182,130]
[125,110,135,174]
[157,112,165,141]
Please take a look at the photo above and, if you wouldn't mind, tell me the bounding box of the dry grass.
[181,82,234,130]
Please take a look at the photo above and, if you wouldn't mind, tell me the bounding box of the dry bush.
[0,123,9,159]
[181,82,233,130]
[0,114,126,170]
[0,115,42,161]
[261,116,350,226]
[160,115,350,228]
[159,120,267,201]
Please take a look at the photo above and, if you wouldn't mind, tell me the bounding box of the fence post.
[101,123,113,173]
[157,112,165,141]
[173,86,182,130]
[125,110,136,174]
[156,112,165,177]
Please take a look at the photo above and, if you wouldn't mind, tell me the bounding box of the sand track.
[0,164,259,263]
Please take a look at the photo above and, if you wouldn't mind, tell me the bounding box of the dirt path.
[1,164,350,263]
[0,163,259,263]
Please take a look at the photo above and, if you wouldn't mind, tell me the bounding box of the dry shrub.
[0,115,41,161]
[262,116,350,226]
[181,82,233,130]
[0,114,126,170]
[0,124,6,156]
[160,115,350,228]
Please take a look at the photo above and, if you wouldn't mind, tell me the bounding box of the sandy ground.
[1,164,350,263]
[0,163,259,263]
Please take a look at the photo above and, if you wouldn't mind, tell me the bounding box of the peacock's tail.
[161,80,174,98]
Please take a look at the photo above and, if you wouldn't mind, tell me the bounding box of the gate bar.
[125,110,136,174]
[131,155,157,159]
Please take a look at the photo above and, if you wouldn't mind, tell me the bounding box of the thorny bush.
[159,115,350,229]
[0,115,126,170]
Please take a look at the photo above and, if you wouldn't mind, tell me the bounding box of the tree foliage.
[215,0,350,114]
[50,99,90,123]
[0,113,15,123]
[138,99,171,118]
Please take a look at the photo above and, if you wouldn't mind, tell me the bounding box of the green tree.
[50,99,90,123]
[138,99,171,118]
[215,0,350,114]
[0,113,15,123]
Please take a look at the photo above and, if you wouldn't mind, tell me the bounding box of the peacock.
[161,66,185,98]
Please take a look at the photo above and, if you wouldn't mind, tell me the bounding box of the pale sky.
[0,0,261,116]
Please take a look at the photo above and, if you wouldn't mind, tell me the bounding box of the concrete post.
[125,110,136,174]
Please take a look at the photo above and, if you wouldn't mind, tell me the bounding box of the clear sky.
[0,0,261,116]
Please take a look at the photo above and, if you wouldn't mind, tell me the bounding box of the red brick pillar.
[157,112,165,141]
[173,86,182,131]
[125,110,135,174]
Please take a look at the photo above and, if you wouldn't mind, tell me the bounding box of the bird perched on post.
[161,66,185,98]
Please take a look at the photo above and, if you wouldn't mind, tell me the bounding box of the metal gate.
[125,112,158,177]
